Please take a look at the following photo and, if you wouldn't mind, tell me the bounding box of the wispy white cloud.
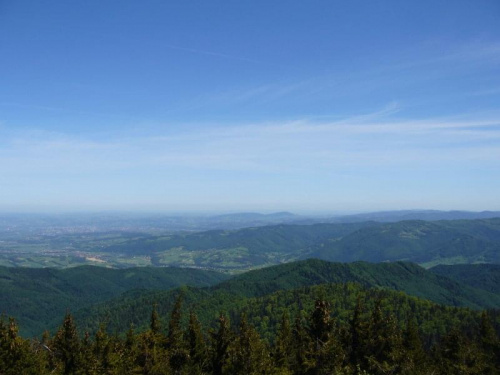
[1,107,499,176]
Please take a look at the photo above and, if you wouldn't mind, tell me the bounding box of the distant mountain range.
[1,209,499,234]
[100,218,500,270]
[310,218,500,267]
[321,209,500,223]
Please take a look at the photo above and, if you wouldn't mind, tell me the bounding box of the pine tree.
[0,316,44,375]
[435,328,485,374]
[309,300,333,346]
[187,311,209,374]
[401,315,428,374]
[137,304,167,374]
[167,295,189,374]
[80,331,96,374]
[225,313,271,374]
[274,310,293,372]
[151,303,161,335]
[348,296,368,371]
[121,324,139,373]
[210,314,232,375]
[291,312,313,375]
[52,312,81,375]
[93,323,118,374]
[478,311,500,374]
[365,300,403,375]
[308,299,344,374]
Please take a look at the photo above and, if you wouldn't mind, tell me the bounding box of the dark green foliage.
[69,259,500,337]
[167,295,189,374]
[274,311,293,371]
[1,294,500,374]
[434,328,486,374]
[210,259,500,309]
[186,311,209,374]
[478,311,500,374]
[51,313,81,375]
[312,219,500,265]
[150,304,161,335]
[307,300,345,374]
[0,265,228,337]
[225,314,271,374]
[0,316,45,374]
[210,314,232,375]
[364,301,403,374]
[400,315,428,374]
[430,263,500,294]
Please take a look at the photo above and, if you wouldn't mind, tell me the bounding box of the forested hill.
[211,260,500,308]
[98,218,500,270]
[0,266,229,337]
[69,260,500,336]
[4,260,500,338]
[310,218,500,267]
[430,263,500,294]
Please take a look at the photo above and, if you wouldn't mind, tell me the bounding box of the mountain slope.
[0,266,229,336]
[102,222,374,270]
[429,263,500,294]
[324,210,500,223]
[98,218,500,270]
[310,219,500,266]
[70,259,500,336]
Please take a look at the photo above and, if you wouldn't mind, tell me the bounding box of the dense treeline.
[2,295,499,374]
[3,260,500,338]
[429,264,500,294]
[0,266,229,337]
[69,262,500,337]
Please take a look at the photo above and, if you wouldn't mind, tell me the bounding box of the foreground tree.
[308,300,345,374]
[210,314,232,375]
[0,317,44,375]
[52,312,81,375]
[167,295,189,374]
[225,314,271,374]
[187,311,209,374]
[273,311,293,373]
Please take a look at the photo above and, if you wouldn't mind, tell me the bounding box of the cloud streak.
[1,108,499,176]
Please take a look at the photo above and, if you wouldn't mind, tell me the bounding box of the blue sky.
[0,0,499,213]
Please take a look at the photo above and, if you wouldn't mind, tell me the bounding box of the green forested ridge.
[68,260,500,336]
[430,264,500,294]
[102,222,373,270]
[3,260,500,338]
[2,259,500,373]
[0,259,500,335]
[97,218,500,270]
[0,266,229,337]
[310,219,500,266]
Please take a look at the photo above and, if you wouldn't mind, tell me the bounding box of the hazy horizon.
[1,1,499,212]
[0,207,498,216]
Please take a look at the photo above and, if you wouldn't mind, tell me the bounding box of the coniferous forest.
[2,290,499,375]
[2,259,500,374]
